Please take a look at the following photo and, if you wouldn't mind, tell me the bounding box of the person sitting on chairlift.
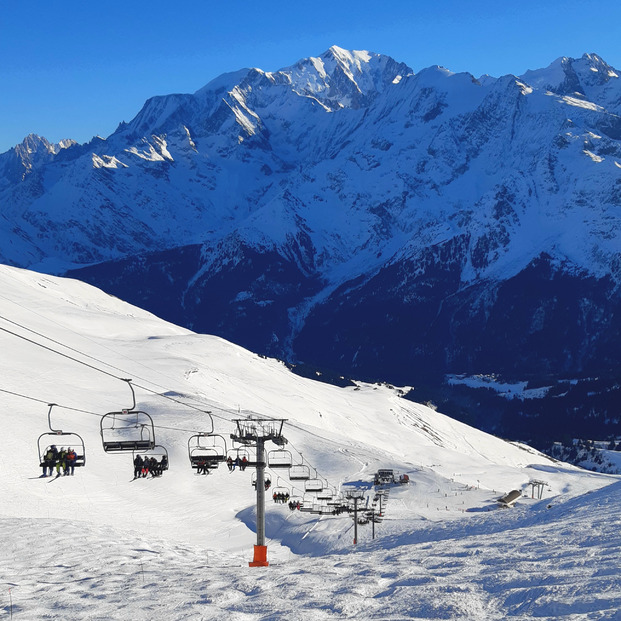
[65,447,77,476]
[149,456,159,476]
[240,456,248,471]
[227,456,234,471]
[133,454,144,479]
[41,445,58,477]
[55,448,67,477]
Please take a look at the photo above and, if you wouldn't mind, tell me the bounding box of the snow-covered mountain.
[2,264,621,619]
[1,47,620,441]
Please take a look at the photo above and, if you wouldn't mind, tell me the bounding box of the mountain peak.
[520,52,620,110]
[322,45,373,67]
[18,133,53,154]
[281,46,412,109]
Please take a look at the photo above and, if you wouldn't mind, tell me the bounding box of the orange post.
[249,544,269,567]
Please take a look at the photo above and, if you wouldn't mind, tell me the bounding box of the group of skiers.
[287,500,349,515]
[194,458,212,475]
[227,455,248,471]
[133,454,168,478]
[40,445,79,477]
[273,491,290,503]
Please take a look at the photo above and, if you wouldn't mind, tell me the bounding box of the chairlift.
[251,471,272,490]
[288,494,304,511]
[227,444,265,468]
[311,502,332,515]
[298,494,316,513]
[133,445,169,477]
[289,463,311,481]
[188,433,227,472]
[304,469,325,493]
[37,403,86,474]
[317,485,335,501]
[305,478,325,493]
[326,498,350,515]
[267,449,293,469]
[271,485,291,504]
[100,380,155,452]
[224,446,249,471]
[306,492,329,514]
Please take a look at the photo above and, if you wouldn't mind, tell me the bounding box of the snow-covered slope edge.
[0,263,610,534]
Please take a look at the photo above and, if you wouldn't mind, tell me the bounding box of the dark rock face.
[69,244,621,444]
[69,240,325,358]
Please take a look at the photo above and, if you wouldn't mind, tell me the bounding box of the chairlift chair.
[227,443,266,468]
[100,381,155,453]
[188,433,227,471]
[267,449,293,469]
[288,463,311,481]
[271,485,291,504]
[317,485,335,501]
[251,470,272,490]
[304,478,325,493]
[133,444,169,476]
[37,404,86,471]
[288,494,304,511]
[309,498,330,514]
[298,494,316,513]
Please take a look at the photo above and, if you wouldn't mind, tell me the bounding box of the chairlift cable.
[2,310,346,493]
[0,387,100,416]
[0,321,232,423]
[0,386,212,434]
[0,311,330,430]
[0,313,228,418]
[0,292,207,392]
[0,310,321,427]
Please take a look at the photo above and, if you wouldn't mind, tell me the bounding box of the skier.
[41,445,58,477]
[149,456,159,476]
[133,454,143,479]
[65,447,77,475]
[55,448,67,477]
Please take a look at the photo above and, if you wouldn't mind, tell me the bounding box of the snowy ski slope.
[1,264,620,619]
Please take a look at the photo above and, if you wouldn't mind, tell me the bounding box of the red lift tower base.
[249,545,269,567]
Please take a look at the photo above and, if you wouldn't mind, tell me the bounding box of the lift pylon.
[230,416,287,567]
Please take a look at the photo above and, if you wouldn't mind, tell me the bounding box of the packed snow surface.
[1,264,620,619]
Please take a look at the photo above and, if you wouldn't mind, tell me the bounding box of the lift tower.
[231,417,287,567]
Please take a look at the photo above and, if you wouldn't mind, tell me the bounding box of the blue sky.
[1,0,620,153]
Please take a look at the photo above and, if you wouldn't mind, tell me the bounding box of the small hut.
[498,489,522,508]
